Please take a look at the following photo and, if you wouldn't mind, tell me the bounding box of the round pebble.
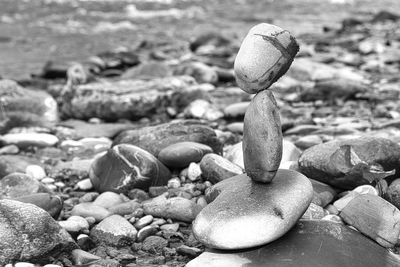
[25,165,46,180]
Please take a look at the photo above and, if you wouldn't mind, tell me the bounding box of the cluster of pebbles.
[1,8,400,267]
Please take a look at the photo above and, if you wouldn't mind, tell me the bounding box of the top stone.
[234,23,299,94]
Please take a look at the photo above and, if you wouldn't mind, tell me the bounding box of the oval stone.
[234,23,299,94]
[199,153,243,184]
[192,170,313,249]
[90,144,171,193]
[158,142,213,169]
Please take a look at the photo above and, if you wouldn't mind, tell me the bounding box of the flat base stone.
[192,170,313,249]
[187,220,400,267]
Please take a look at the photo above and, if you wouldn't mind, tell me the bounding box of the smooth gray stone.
[192,170,313,249]
[187,220,400,267]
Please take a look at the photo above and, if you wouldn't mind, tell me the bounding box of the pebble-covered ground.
[1,0,400,266]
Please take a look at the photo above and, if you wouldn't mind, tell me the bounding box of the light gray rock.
[143,195,202,222]
[0,133,58,148]
[71,203,112,222]
[90,215,137,246]
[0,173,49,199]
[0,200,76,265]
[192,170,313,249]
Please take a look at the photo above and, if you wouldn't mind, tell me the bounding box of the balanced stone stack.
[188,23,400,266]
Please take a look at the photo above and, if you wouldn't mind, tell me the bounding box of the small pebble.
[14,263,35,267]
[0,144,19,155]
[160,223,180,232]
[134,214,154,230]
[92,191,125,208]
[25,165,46,180]
[137,225,159,242]
[76,178,94,191]
[167,177,181,189]
[187,162,202,181]
[176,245,203,257]
[79,192,99,203]
[41,177,55,184]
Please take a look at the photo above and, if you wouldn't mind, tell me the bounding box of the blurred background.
[0,0,399,80]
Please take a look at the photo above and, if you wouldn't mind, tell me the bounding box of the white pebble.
[77,233,90,240]
[46,184,57,191]
[167,177,181,189]
[187,162,202,181]
[76,178,93,190]
[41,177,55,184]
[25,165,46,180]
[54,181,66,188]
[43,265,62,267]
[14,263,35,267]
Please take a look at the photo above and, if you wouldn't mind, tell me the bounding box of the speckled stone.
[234,23,299,94]
[192,170,313,249]
[90,215,137,247]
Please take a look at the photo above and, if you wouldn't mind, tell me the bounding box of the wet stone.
[187,220,400,267]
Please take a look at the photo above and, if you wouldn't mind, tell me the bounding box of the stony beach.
[1,0,400,266]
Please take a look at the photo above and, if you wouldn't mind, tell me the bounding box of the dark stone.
[199,153,243,184]
[142,236,168,254]
[158,142,213,169]
[113,120,222,156]
[90,144,171,193]
[187,220,400,267]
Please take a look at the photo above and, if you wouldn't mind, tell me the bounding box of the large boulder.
[298,137,400,189]
[0,199,77,265]
[113,120,222,156]
[187,220,400,267]
[59,76,208,121]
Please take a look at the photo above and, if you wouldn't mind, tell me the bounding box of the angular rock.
[90,144,171,193]
[187,220,400,267]
[0,200,76,265]
[90,215,137,247]
[192,170,313,249]
[199,153,243,184]
[13,193,63,218]
[113,120,222,156]
[298,137,400,189]
[309,178,337,207]
[340,194,400,248]
[386,178,400,209]
[59,76,199,121]
[0,80,58,134]
[143,195,202,222]
[141,236,168,254]
[158,141,213,169]
[0,173,49,199]
[71,249,101,266]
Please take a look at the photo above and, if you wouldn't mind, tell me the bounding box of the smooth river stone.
[192,170,313,249]
[158,142,213,169]
[187,220,400,267]
[234,23,299,94]
[90,144,171,193]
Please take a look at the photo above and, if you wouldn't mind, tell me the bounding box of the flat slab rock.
[59,76,199,121]
[192,170,313,250]
[187,220,400,267]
